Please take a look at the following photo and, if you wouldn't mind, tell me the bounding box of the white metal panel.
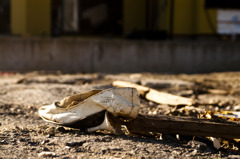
[217,9,240,34]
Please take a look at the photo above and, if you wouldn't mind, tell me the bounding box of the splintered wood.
[113,80,193,105]
[113,80,240,139]
[125,115,240,139]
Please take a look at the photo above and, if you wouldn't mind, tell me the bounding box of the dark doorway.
[0,0,10,34]
[51,0,63,36]
[51,0,123,36]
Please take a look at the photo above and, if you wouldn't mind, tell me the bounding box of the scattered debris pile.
[39,77,240,152]
[1,72,240,158]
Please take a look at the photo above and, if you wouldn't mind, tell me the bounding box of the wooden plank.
[113,81,149,96]
[207,89,229,95]
[146,89,193,106]
[126,115,240,139]
[113,80,193,105]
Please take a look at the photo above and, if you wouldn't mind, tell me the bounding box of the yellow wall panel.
[194,0,216,34]
[157,0,217,35]
[10,0,50,36]
[158,0,170,32]
[173,0,216,35]
[173,0,195,35]
[26,0,51,36]
[11,0,27,35]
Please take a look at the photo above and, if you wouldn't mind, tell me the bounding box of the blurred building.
[1,0,240,39]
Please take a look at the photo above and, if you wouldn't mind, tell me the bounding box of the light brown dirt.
[1,72,240,158]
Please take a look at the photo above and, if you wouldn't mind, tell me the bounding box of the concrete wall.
[0,37,239,73]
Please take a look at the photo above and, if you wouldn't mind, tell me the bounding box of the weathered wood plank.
[126,115,240,139]
[113,80,193,105]
[113,81,149,96]
[146,89,192,105]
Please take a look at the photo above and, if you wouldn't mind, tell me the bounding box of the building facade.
[1,0,239,38]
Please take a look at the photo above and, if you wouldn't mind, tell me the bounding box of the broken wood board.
[113,80,193,105]
[206,89,229,95]
[126,115,240,139]
[113,81,149,96]
[141,79,194,89]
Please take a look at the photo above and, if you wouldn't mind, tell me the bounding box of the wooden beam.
[125,115,240,139]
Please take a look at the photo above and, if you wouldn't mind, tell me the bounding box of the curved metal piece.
[38,87,140,133]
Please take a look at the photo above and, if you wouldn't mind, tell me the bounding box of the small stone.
[16,108,23,114]
[19,138,26,142]
[65,146,71,150]
[44,127,55,136]
[47,134,52,138]
[0,140,8,145]
[209,137,221,149]
[101,149,107,155]
[171,150,181,155]
[101,136,113,142]
[41,139,50,145]
[187,140,207,152]
[31,148,36,151]
[233,105,240,111]
[65,141,86,147]
[42,147,50,151]
[28,141,39,146]
[228,155,240,159]
[57,126,66,132]
[38,151,56,157]
[37,129,42,134]
[186,149,198,157]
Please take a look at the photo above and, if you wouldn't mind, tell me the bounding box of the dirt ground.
[1,71,240,159]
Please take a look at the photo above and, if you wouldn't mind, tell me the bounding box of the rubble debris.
[187,140,207,152]
[38,151,56,157]
[185,149,198,157]
[206,89,229,95]
[141,79,194,89]
[200,110,240,122]
[228,155,240,159]
[65,141,86,147]
[214,111,240,121]
[39,87,240,139]
[209,137,221,149]
[113,80,193,105]
[233,105,240,111]
[169,105,205,117]
[3,72,240,158]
